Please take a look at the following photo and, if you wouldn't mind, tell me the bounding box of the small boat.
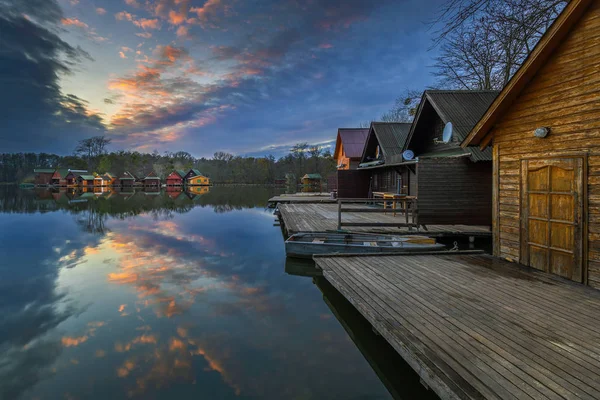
[19,183,35,189]
[285,232,446,258]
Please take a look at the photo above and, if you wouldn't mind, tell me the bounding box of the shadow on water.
[313,276,439,400]
[285,257,439,400]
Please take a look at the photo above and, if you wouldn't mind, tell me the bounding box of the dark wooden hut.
[397,90,498,225]
[349,122,412,198]
[142,171,161,187]
[118,171,135,187]
[462,0,599,286]
[33,169,55,186]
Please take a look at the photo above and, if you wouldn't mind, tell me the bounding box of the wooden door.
[521,158,584,282]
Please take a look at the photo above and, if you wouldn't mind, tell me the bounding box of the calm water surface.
[0,186,407,400]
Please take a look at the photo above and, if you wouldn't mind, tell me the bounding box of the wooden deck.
[315,254,600,400]
[279,203,491,237]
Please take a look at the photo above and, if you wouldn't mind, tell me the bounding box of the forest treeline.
[0,140,336,184]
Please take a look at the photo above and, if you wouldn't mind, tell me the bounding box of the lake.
[0,185,436,400]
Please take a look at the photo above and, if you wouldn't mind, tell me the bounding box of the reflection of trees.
[1,185,284,216]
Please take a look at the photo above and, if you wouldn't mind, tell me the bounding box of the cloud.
[119,51,128,59]
[0,0,104,152]
[115,10,161,30]
[125,0,142,7]
[61,17,88,29]
[176,25,189,37]
[189,0,230,28]
[61,335,89,347]
[136,32,152,38]
[96,7,107,15]
[168,9,186,25]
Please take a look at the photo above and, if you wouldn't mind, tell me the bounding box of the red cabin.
[166,170,185,186]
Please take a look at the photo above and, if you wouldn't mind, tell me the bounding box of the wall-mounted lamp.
[534,127,550,138]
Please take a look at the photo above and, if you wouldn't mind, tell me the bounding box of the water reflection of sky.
[0,189,391,400]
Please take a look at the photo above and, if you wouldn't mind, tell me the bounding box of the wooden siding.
[337,169,370,198]
[34,172,54,185]
[417,158,492,226]
[490,2,600,287]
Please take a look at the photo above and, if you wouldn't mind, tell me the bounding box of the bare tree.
[431,0,566,89]
[380,89,423,122]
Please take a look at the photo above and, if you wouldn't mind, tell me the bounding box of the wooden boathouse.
[142,171,161,187]
[166,170,185,186]
[33,169,55,185]
[462,0,600,287]
[397,90,498,225]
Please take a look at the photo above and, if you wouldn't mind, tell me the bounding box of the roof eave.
[461,0,593,148]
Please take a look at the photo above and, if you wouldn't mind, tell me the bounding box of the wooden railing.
[336,197,419,231]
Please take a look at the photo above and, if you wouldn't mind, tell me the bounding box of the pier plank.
[315,254,600,400]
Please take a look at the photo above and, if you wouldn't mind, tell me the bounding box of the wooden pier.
[279,203,491,237]
[315,253,600,400]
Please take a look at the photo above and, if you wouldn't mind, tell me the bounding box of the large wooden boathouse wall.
[484,1,600,287]
[417,157,492,226]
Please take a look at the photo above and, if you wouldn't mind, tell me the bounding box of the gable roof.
[34,169,55,173]
[462,0,593,148]
[408,90,499,161]
[188,169,202,176]
[360,122,412,165]
[54,168,70,178]
[119,171,135,180]
[144,171,160,179]
[334,128,369,160]
[302,173,322,179]
[78,175,95,180]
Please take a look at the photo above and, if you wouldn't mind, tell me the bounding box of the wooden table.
[377,193,416,217]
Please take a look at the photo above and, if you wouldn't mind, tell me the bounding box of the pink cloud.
[189,0,230,28]
[319,43,333,49]
[125,0,142,7]
[119,51,128,59]
[136,32,152,38]
[176,25,189,37]
[135,18,160,30]
[61,17,88,29]
[168,9,187,25]
[96,7,107,15]
[115,11,161,30]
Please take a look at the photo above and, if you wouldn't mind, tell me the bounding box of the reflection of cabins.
[393,90,497,225]
[77,174,95,187]
[117,172,135,187]
[187,186,210,195]
[142,171,161,187]
[166,187,183,199]
[186,173,210,186]
[349,123,411,198]
[33,169,56,185]
[334,128,369,170]
[166,170,185,186]
[462,0,600,286]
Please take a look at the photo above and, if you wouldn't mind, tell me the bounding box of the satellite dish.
[442,122,453,143]
[403,150,414,161]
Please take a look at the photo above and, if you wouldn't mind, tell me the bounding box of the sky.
[0,0,443,158]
